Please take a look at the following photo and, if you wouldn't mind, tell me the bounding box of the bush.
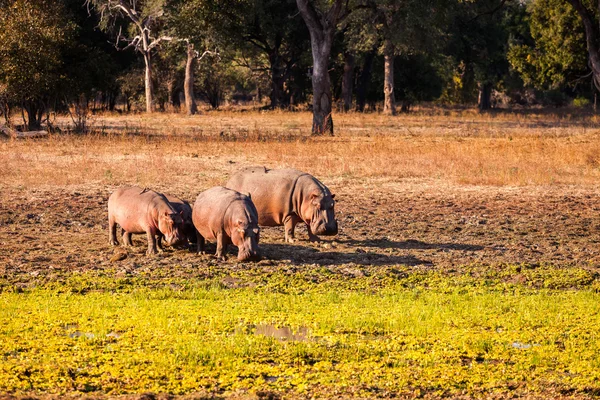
[573,97,590,108]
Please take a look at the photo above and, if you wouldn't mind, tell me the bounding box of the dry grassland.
[2,109,600,189]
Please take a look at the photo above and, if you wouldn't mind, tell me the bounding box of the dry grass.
[2,109,600,189]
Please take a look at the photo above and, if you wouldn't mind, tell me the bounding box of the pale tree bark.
[185,43,197,115]
[383,40,396,115]
[86,0,173,114]
[296,0,346,136]
[341,52,355,112]
[143,52,154,113]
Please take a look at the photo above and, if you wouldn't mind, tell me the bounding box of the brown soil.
[2,178,599,284]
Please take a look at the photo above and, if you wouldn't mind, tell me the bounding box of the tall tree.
[0,0,76,129]
[197,0,309,109]
[564,0,600,91]
[345,0,446,115]
[509,0,587,92]
[446,0,519,110]
[296,0,349,135]
[86,0,173,113]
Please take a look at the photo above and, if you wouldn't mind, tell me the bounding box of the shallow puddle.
[254,324,309,342]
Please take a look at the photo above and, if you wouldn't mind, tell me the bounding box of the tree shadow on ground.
[259,243,432,266]
[338,238,484,251]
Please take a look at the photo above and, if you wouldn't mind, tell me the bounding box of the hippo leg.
[284,215,300,243]
[306,225,321,242]
[122,229,133,246]
[215,232,228,261]
[146,230,158,255]
[156,233,164,251]
[196,231,206,254]
[108,214,118,246]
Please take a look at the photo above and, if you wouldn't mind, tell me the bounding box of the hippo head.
[158,211,186,246]
[302,191,338,237]
[231,219,261,262]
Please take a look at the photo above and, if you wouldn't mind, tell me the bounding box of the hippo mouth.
[238,249,261,262]
[164,234,186,247]
[312,221,338,236]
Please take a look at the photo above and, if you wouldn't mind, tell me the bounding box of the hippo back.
[193,187,247,241]
[225,167,306,226]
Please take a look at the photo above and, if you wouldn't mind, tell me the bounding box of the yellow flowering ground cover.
[1,265,599,398]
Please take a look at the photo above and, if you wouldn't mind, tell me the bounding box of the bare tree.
[86,0,172,113]
[184,41,197,115]
[296,0,349,135]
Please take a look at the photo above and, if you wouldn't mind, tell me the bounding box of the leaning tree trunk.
[478,82,492,111]
[356,51,375,112]
[383,40,396,116]
[341,53,355,112]
[143,52,154,113]
[185,43,197,115]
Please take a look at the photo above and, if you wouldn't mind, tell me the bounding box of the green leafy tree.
[0,0,76,129]
[197,0,310,109]
[508,0,588,91]
[445,0,522,110]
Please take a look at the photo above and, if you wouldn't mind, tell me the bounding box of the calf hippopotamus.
[164,193,196,246]
[225,166,338,243]
[192,186,261,261]
[108,186,186,255]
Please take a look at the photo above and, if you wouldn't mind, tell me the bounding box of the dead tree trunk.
[383,40,396,116]
[142,52,154,113]
[296,0,346,136]
[341,52,355,112]
[478,82,492,111]
[185,43,198,115]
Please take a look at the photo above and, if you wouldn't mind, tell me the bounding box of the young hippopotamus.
[192,186,261,261]
[108,186,186,255]
[225,166,338,243]
[164,193,196,246]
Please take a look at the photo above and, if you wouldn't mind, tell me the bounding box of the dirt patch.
[2,179,599,285]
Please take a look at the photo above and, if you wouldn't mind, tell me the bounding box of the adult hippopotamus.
[192,186,261,261]
[108,186,186,255]
[225,167,338,243]
[164,193,196,246]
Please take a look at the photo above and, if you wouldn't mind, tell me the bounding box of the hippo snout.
[237,249,261,262]
[164,232,186,247]
[313,220,338,236]
[324,223,338,236]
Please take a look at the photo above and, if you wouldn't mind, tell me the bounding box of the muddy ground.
[2,178,600,285]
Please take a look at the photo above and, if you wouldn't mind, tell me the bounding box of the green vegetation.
[2,264,599,397]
